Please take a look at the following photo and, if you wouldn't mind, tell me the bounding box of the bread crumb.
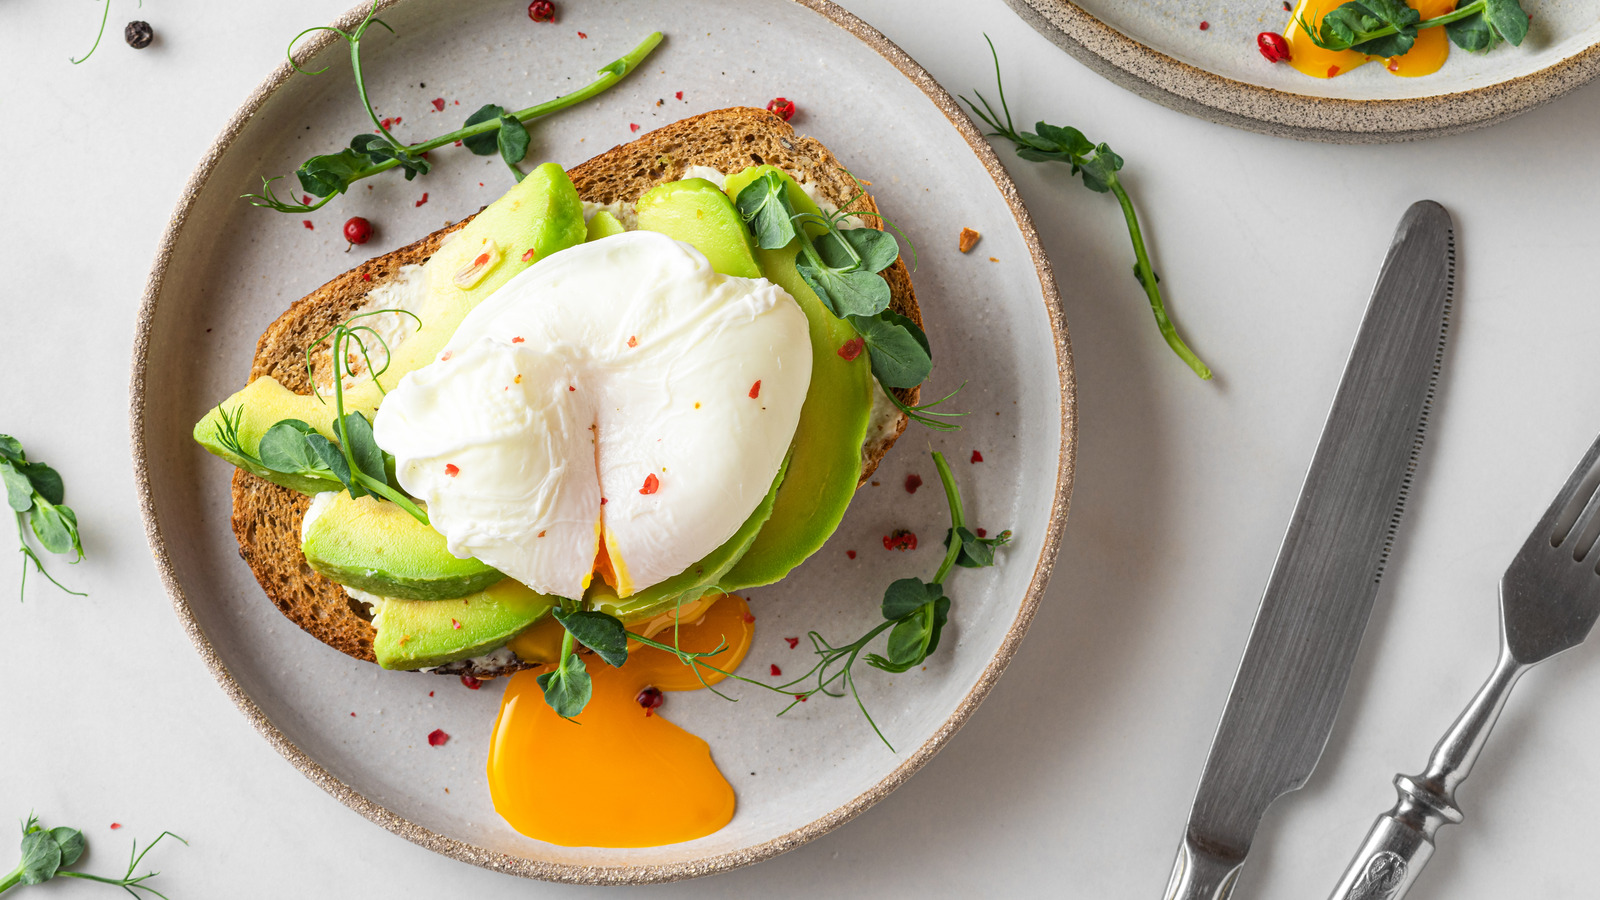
[959,227,981,253]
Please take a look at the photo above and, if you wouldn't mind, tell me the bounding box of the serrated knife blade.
[1163,201,1455,900]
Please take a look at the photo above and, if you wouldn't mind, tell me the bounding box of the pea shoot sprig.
[0,814,183,898]
[1,437,84,601]
[535,450,1010,750]
[962,37,1212,381]
[213,310,429,525]
[244,2,662,213]
[1299,0,1528,57]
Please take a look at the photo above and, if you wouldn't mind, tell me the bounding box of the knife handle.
[1164,835,1244,900]
[1329,648,1526,900]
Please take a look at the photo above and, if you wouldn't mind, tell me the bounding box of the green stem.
[69,0,112,64]
[1305,0,1485,48]
[308,31,664,191]
[1107,172,1212,380]
[0,861,23,894]
[931,452,966,583]
[354,474,428,525]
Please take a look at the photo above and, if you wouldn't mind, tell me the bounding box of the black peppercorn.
[125,20,154,50]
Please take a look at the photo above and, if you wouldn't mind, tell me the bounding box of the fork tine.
[1569,481,1600,562]
[1541,430,1600,547]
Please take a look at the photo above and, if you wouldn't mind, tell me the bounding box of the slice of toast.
[230,108,922,677]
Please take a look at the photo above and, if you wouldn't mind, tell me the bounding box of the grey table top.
[5,0,1600,896]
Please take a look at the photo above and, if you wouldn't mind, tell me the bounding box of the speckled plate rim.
[1004,0,1600,143]
[128,0,1075,885]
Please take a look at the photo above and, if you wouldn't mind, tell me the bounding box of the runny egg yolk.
[1285,0,1454,79]
[487,595,756,847]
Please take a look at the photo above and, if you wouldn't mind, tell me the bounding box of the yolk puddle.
[488,594,755,847]
[1285,0,1454,79]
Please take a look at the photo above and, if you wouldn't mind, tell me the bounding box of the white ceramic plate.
[130,0,1073,883]
[1005,0,1600,142]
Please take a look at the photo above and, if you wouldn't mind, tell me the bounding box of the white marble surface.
[3,0,1599,896]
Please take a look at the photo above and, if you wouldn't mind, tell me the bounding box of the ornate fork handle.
[1329,645,1527,900]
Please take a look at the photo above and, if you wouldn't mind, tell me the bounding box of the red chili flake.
[1327,65,1341,77]
[636,686,664,714]
[770,664,783,677]
[350,712,357,717]
[110,823,122,830]
[528,0,556,22]
[640,473,660,495]
[627,335,638,348]
[441,350,453,361]
[601,497,608,504]
[568,385,577,392]
[427,728,450,747]
[432,97,446,111]
[577,31,588,38]
[454,140,463,147]
[1387,58,1401,72]
[629,123,641,133]
[838,337,864,360]
[380,117,396,129]
[472,252,490,269]
[302,220,314,230]
[904,473,923,493]
[512,336,525,343]
[415,193,430,207]
[675,91,684,100]
[1198,20,1209,30]
[976,528,988,538]
[785,637,799,649]
[445,463,460,477]
[1258,31,1291,63]
[766,97,796,121]
[883,529,918,551]
[451,618,461,630]
[749,380,762,399]
[743,611,756,624]
[429,691,434,697]
[971,450,984,463]
[460,675,482,690]
[1282,1,1291,9]
[521,247,537,262]
[360,272,372,282]
[846,550,856,559]
[794,694,807,702]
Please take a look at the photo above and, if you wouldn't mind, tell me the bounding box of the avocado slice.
[193,163,588,492]
[586,209,627,241]
[635,178,762,279]
[716,166,874,590]
[302,491,501,601]
[373,578,558,670]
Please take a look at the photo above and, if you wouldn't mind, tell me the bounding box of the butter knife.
[1163,201,1455,900]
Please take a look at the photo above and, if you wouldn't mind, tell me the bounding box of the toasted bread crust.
[231,109,921,675]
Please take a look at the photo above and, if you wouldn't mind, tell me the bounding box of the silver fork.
[1330,429,1600,900]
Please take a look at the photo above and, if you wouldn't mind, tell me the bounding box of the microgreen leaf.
[881,577,943,620]
[553,609,630,668]
[871,594,950,673]
[306,433,357,496]
[1484,0,1529,45]
[28,503,74,557]
[1445,13,1499,51]
[17,828,61,884]
[1076,143,1124,194]
[847,312,933,389]
[815,227,900,274]
[21,464,64,507]
[943,526,1013,569]
[537,651,592,719]
[257,421,323,475]
[735,170,799,250]
[461,104,509,156]
[1,462,32,513]
[798,264,893,318]
[48,828,83,868]
[295,149,366,199]
[0,436,23,463]
[1032,121,1094,157]
[496,113,531,167]
[337,412,387,486]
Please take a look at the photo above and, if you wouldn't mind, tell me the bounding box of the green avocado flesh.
[373,578,558,670]
[635,178,762,279]
[302,491,501,601]
[193,162,587,493]
[586,209,626,241]
[716,166,873,591]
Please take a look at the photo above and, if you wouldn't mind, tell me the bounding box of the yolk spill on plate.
[1285,0,1455,78]
[487,594,755,847]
